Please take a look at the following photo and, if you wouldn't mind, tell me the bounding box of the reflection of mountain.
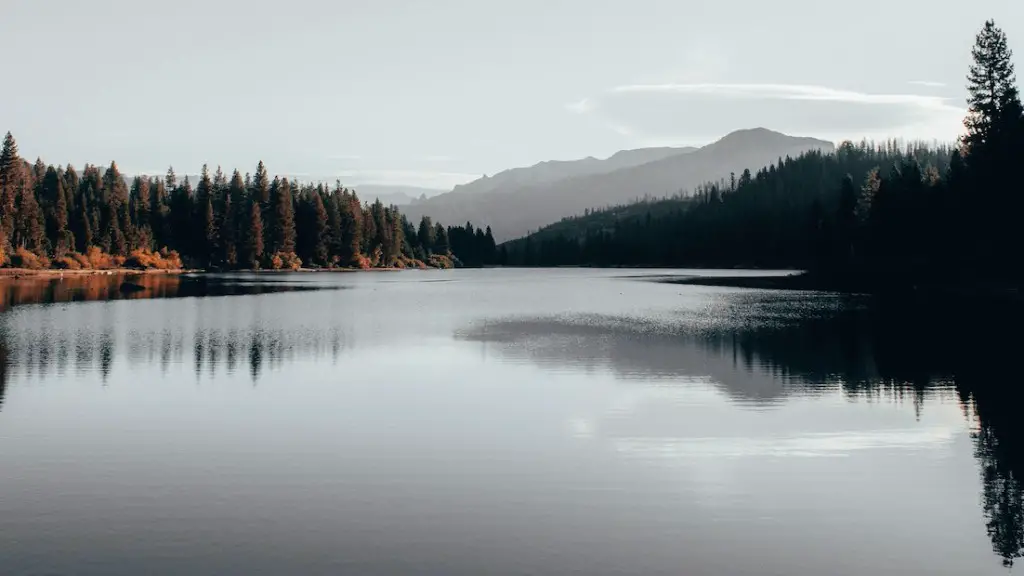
[457,295,1024,567]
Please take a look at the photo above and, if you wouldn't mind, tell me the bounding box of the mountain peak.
[405,127,835,242]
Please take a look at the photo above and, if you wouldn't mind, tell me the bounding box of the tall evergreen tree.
[41,166,72,256]
[240,199,264,268]
[326,185,344,264]
[417,216,435,255]
[220,171,244,267]
[310,191,329,266]
[203,196,218,266]
[434,222,449,254]
[101,162,130,255]
[270,177,296,254]
[964,20,1022,158]
[0,132,23,253]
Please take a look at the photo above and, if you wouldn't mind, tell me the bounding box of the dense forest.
[0,138,496,270]
[503,20,1024,291]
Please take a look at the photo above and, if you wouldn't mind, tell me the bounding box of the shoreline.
[661,273,1024,303]
[0,268,192,278]
[0,266,445,278]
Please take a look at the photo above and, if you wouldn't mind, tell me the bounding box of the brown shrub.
[10,248,49,270]
[266,252,301,271]
[53,255,83,270]
[428,254,454,269]
[86,247,117,269]
[71,252,91,269]
[124,248,184,270]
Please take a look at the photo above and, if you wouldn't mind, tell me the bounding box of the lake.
[0,268,1020,575]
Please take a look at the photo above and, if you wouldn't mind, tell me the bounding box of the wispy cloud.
[419,155,456,163]
[564,81,965,146]
[327,154,364,161]
[609,83,959,111]
[565,97,596,114]
[908,80,947,88]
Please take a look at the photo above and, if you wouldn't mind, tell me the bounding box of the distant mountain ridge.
[451,146,695,196]
[403,128,835,242]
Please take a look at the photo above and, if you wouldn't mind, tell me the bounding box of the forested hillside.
[0,144,481,271]
[502,142,952,269]
[503,20,1024,292]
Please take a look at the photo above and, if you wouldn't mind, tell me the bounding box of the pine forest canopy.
[0,140,497,271]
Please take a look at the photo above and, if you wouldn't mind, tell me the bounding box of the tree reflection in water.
[0,283,1021,566]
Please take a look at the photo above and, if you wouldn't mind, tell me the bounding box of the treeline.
[504,20,1024,291]
[0,143,476,270]
[503,142,951,269]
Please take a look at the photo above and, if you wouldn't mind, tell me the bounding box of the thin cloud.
[419,155,455,162]
[565,97,596,114]
[908,80,947,88]
[565,81,965,146]
[609,83,960,111]
[327,154,364,161]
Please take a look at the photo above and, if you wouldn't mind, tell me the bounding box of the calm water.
[0,269,1021,575]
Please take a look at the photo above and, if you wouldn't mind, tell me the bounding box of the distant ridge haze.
[451,146,696,196]
[403,128,835,241]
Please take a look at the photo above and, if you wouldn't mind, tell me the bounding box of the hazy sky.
[2,0,1022,188]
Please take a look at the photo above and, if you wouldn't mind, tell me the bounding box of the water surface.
[0,269,1020,575]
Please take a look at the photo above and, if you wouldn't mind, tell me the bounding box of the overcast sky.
[2,0,1022,188]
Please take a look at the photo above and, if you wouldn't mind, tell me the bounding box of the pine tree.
[326,185,344,264]
[220,171,244,267]
[270,177,295,254]
[338,192,361,266]
[130,176,152,249]
[213,166,226,190]
[434,222,449,254]
[165,166,177,191]
[241,199,264,268]
[0,132,23,253]
[417,216,435,254]
[169,176,193,255]
[203,196,218,266]
[361,202,376,255]
[194,164,214,260]
[484,226,497,263]
[12,174,44,252]
[310,191,329,266]
[41,166,72,256]
[387,207,403,264]
[74,170,94,253]
[964,20,1021,158]
[962,20,1024,280]
[101,162,130,255]
[252,161,270,252]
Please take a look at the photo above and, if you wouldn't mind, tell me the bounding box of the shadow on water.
[455,293,1024,567]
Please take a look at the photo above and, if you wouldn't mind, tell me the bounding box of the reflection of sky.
[0,270,1009,576]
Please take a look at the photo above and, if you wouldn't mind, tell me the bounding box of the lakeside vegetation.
[0,137,498,271]
[502,21,1024,295]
